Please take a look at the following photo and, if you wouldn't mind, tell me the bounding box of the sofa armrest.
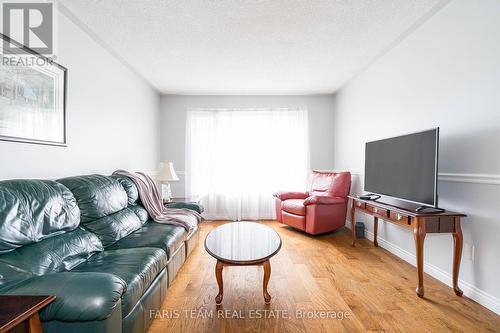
[273,191,309,201]
[165,202,204,214]
[303,196,345,206]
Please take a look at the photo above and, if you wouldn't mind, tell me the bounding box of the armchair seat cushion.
[72,247,167,317]
[282,199,306,216]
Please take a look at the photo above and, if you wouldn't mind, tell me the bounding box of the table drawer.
[389,211,411,226]
[366,205,388,217]
[439,216,455,233]
[425,216,455,233]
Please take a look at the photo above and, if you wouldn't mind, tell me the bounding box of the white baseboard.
[346,223,500,315]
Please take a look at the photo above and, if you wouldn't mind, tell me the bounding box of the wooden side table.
[0,295,55,333]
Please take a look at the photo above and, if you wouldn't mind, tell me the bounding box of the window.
[186,107,309,220]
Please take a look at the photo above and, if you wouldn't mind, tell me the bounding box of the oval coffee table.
[204,222,282,304]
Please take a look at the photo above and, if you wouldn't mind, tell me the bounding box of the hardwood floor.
[148,221,500,333]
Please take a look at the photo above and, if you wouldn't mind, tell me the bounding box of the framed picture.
[0,33,67,146]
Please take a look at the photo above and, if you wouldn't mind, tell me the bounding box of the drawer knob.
[397,213,403,221]
[374,208,378,213]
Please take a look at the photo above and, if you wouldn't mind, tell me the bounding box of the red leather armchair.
[273,171,351,235]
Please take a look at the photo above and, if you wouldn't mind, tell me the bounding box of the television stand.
[348,195,466,298]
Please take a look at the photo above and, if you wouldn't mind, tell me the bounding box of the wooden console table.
[348,195,466,298]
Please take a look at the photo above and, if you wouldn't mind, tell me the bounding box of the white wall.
[160,95,336,196]
[333,0,500,313]
[0,9,160,179]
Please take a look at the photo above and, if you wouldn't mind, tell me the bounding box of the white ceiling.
[59,0,447,95]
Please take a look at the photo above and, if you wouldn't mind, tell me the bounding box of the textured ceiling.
[59,0,447,94]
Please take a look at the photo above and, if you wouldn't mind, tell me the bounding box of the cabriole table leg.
[263,260,271,304]
[215,260,224,305]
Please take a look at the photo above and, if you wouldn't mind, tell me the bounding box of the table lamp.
[158,161,179,202]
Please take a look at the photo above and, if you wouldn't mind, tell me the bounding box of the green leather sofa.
[0,174,200,333]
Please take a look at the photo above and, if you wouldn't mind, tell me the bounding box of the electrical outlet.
[464,243,475,261]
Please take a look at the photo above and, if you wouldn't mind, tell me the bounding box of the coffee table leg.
[263,260,271,304]
[215,260,224,304]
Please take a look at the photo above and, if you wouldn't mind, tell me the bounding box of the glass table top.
[204,222,282,263]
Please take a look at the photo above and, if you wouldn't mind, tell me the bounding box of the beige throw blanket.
[112,170,203,231]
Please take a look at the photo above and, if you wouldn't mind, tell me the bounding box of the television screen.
[364,128,439,207]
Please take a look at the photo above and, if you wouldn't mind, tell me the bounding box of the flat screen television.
[364,128,439,208]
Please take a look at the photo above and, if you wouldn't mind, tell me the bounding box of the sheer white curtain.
[186,107,309,220]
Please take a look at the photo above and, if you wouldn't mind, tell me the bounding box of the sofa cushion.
[130,205,149,224]
[3,272,126,322]
[82,207,143,247]
[0,262,32,291]
[107,221,187,260]
[111,175,139,205]
[72,248,167,316]
[57,175,128,223]
[0,227,103,277]
[282,199,306,216]
[0,179,80,253]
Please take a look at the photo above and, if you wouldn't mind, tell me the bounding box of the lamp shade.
[158,161,180,182]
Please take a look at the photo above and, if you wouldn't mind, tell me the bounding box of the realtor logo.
[2,2,53,54]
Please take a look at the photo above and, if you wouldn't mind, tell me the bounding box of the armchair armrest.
[303,196,345,206]
[273,191,309,201]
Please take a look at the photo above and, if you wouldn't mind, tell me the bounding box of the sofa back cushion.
[58,175,144,247]
[111,175,139,205]
[310,171,351,198]
[57,175,128,222]
[83,207,143,246]
[0,179,80,254]
[111,175,149,224]
[0,227,103,277]
[130,205,149,224]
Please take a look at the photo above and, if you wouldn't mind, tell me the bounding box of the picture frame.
[0,33,67,146]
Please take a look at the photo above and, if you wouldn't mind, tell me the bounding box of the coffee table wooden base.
[214,259,272,305]
[205,222,281,305]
